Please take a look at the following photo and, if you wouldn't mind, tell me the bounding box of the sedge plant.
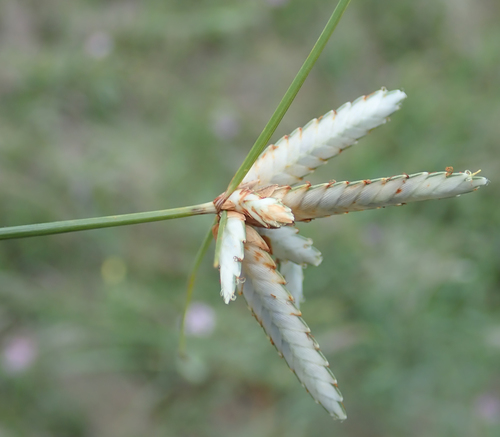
[0,0,489,421]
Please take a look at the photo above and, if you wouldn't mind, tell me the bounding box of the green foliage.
[0,0,499,436]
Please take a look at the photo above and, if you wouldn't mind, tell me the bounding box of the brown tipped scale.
[224,188,294,228]
[279,260,305,309]
[280,170,489,221]
[241,227,346,420]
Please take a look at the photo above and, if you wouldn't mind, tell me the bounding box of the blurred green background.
[0,0,499,436]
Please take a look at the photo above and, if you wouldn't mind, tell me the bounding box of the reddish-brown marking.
[263,261,276,270]
[396,188,402,194]
[404,173,409,179]
[298,127,303,139]
[261,235,272,254]
[270,144,278,151]
[213,193,229,212]
[270,294,277,299]
[212,223,219,240]
[291,311,302,316]
[317,115,323,121]
[445,166,453,177]
[363,179,372,185]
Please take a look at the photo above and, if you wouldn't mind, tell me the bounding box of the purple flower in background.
[84,31,114,59]
[266,0,289,7]
[475,393,500,423]
[184,302,216,337]
[2,335,38,374]
[212,111,240,141]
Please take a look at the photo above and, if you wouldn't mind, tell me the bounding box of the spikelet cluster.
[212,88,489,420]
[214,189,294,304]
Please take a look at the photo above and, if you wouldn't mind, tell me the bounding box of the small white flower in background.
[184,302,216,337]
[2,335,38,374]
[212,88,489,420]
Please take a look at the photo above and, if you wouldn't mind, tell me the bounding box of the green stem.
[178,221,215,357]
[0,202,216,240]
[225,0,352,196]
[213,211,227,268]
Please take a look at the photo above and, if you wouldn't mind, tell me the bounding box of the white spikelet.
[280,260,305,309]
[259,226,323,266]
[225,188,294,228]
[218,211,246,304]
[281,170,489,221]
[243,88,407,188]
[242,228,346,420]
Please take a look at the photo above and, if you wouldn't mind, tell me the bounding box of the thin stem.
[178,221,215,357]
[213,211,227,268]
[0,202,216,240]
[225,0,352,196]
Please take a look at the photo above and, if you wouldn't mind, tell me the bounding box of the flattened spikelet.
[242,228,346,420]
[243,88,407,188]
[281,170,489,221]
[218,212,246,304]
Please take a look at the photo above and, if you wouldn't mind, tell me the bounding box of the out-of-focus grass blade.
[178,221,216,357]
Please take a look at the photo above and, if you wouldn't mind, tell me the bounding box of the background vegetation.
[0,0,499,436]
